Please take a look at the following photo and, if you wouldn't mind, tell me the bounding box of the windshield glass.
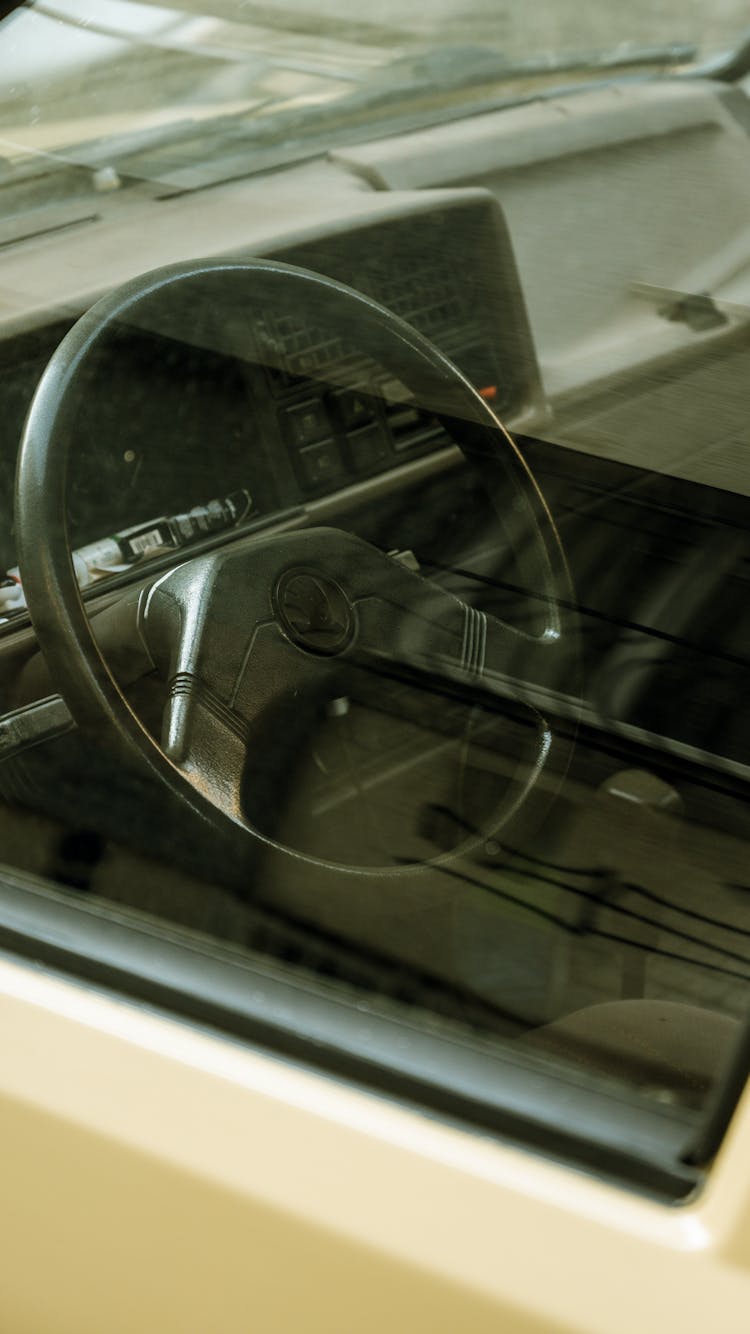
[0,0,747,172]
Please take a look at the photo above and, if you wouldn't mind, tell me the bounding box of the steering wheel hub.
[273,566,355,656]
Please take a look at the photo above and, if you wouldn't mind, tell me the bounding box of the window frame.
[0,857,718,1199]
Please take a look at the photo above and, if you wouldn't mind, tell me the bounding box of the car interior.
[0,35,748,1193]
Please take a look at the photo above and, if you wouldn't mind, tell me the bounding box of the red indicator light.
[478,385,497,401]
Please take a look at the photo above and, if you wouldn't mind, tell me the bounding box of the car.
[0,1,749,1330]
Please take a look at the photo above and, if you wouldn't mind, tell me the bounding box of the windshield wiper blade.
[178,39,699,149]
[9,36,700,194]
[114,39,701,154]
[379,40,698,90]
[251,40,699,134]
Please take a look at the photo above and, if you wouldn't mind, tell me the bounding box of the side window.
[0,1,747,1202]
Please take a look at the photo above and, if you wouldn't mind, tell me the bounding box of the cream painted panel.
[0,956,748,1333]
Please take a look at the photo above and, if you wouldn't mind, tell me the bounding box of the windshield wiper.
[0,37,701,195]
[381,40,698,88]
[692,28,750,81]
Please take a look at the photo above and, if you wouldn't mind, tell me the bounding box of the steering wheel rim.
[15,256,574,882]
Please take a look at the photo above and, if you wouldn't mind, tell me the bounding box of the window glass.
[0,0,748,1185]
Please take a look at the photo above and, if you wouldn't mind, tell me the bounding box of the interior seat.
[519,999,740,1100]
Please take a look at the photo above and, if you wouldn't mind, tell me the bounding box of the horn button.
[273,566,356,656]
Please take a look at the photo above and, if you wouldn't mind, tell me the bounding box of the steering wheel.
[15,258,573,891]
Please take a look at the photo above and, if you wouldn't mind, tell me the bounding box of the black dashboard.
[0,197,540,599]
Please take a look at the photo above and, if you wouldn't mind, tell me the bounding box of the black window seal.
[0,861,708,1200]
[683,1021,750,1164]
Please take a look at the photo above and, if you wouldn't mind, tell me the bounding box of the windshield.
[0,0,748,175]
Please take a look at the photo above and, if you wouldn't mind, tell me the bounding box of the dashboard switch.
[298,439,342,490]
[346,423,390,472]
[285,399,331,449]
[335,389,375,432]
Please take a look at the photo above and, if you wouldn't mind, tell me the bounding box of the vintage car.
[0,1,749,1329]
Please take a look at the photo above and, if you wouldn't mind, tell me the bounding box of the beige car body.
[1,952,749,1334]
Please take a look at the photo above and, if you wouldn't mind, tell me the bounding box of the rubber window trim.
[0,862,704,1200]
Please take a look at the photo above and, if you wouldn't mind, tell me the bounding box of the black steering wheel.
[15,258,573,890]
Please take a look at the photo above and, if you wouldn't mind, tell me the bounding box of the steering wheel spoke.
[136,535,359,823]
[350,547,560,718]
[160,673,249,819]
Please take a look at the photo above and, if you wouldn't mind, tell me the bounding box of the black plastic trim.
[684,1019,750,1165]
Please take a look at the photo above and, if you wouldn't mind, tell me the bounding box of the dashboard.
[0,196,540,609]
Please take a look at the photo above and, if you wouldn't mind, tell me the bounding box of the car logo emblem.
[274,567,355,655]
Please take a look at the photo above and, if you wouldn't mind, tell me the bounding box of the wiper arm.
[238,39,700,138]
[5,37,700,192]
[378,40,698,90]
[89,39,700,157]
[689,26,750,81]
